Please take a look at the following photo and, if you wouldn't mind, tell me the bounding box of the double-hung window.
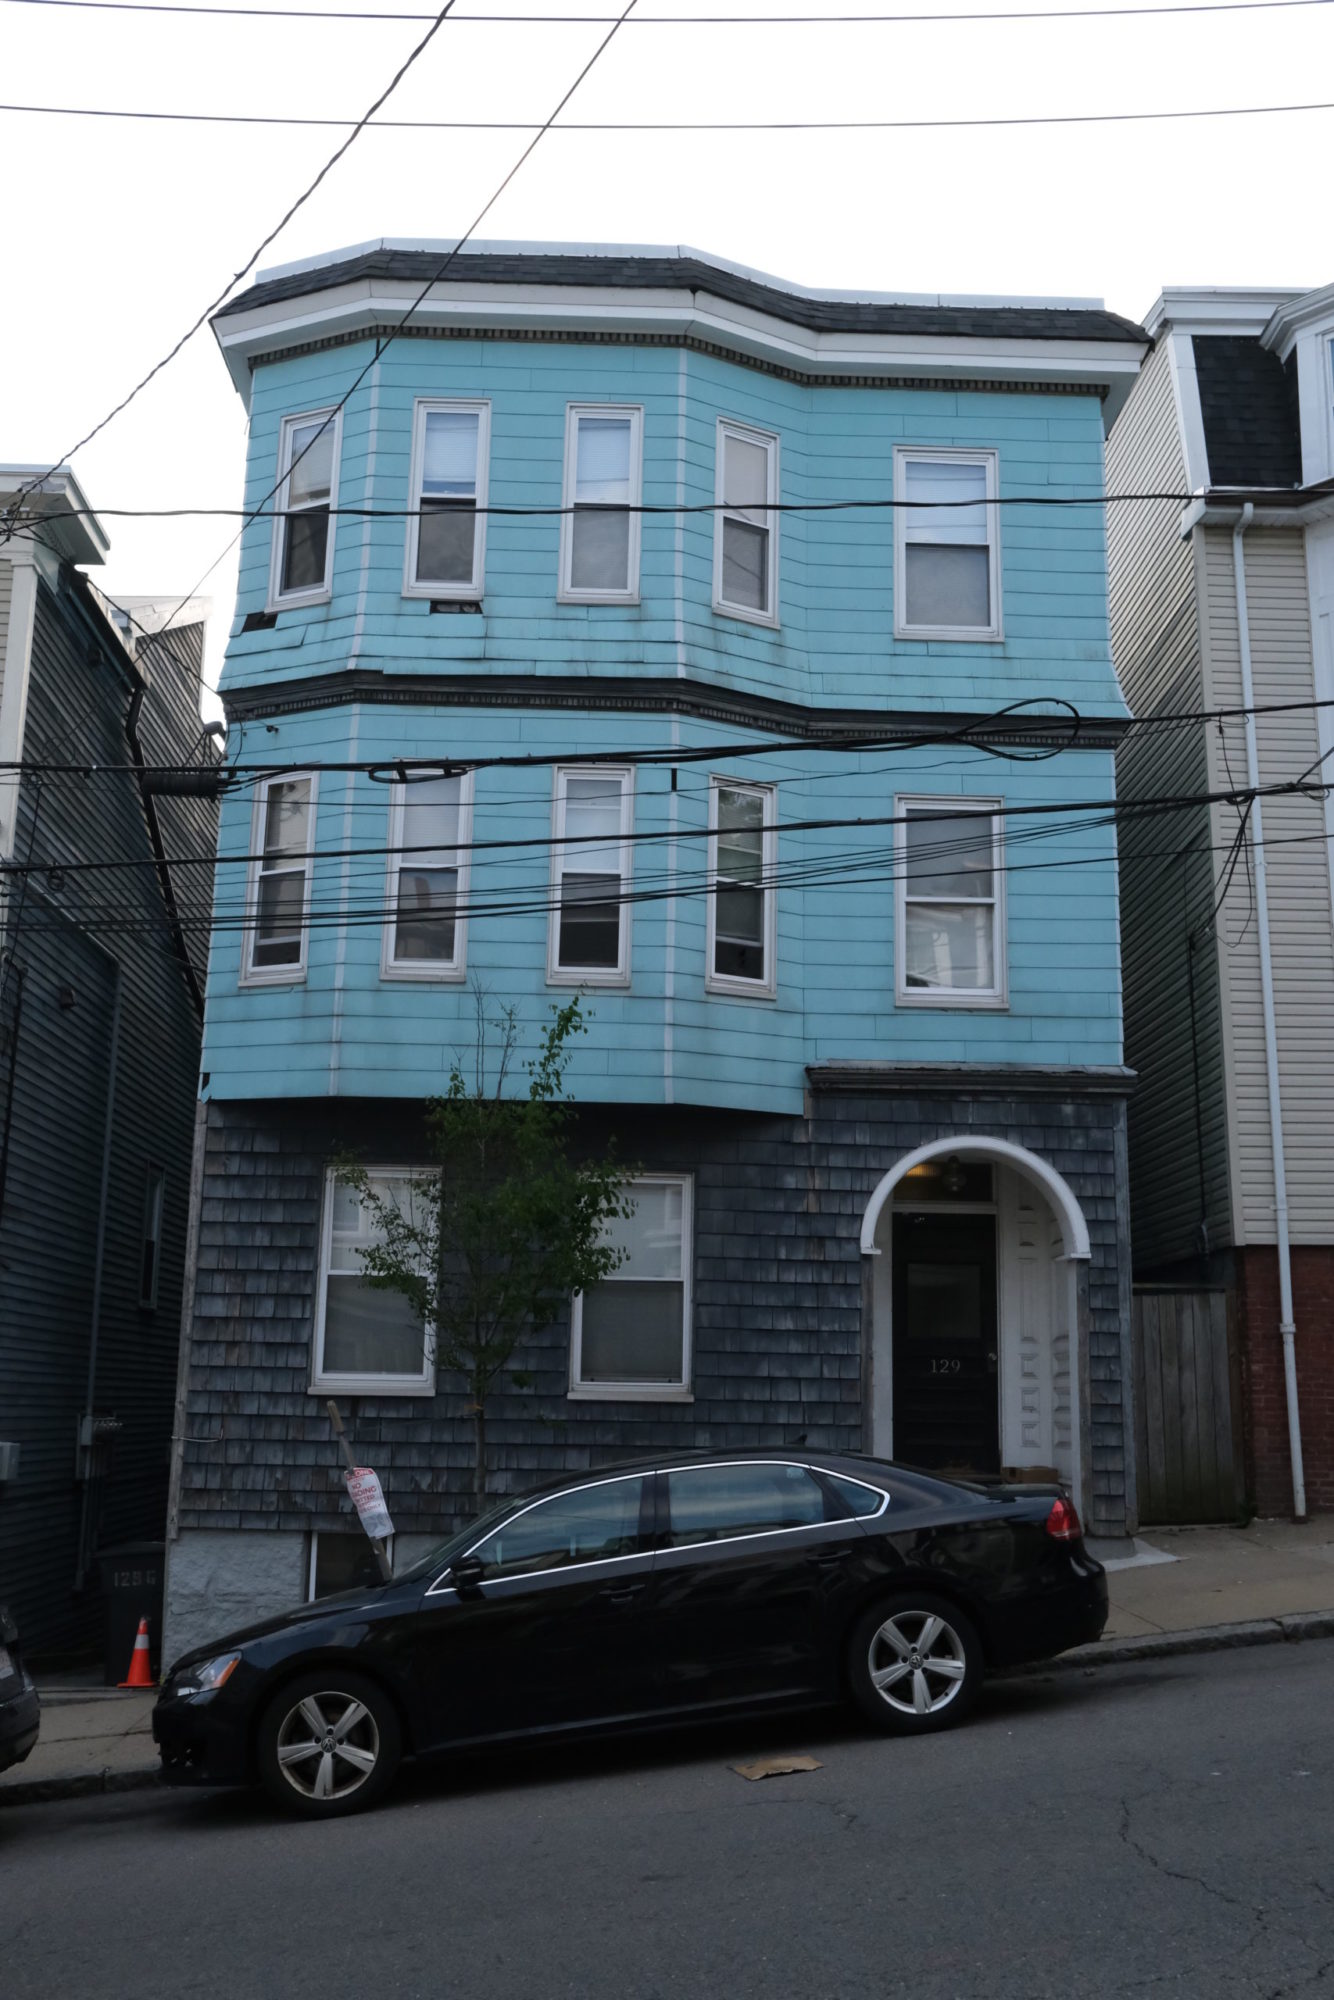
[707,778,776,995]
[549,766,633,984]
[382,771,472,978]
[714,420,779,625]
[405,399,489,598]
[313,1169,435,1395]
[270,410,340,607]
[559,405,642,602]
[245,773,316,982]
[894,448,1000,639]
[895,797,1006,1006]
[570,1176,692,1398]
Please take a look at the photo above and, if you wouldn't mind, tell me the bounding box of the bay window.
[707,778,776,994]
[270,409,340,606]
[714,420,778,624]
[549,766,633,983]
[559,405,642,601]
[244,772,316,982]
[405,399,489,598]
[382,771,472,978]
[894,448,1000,639]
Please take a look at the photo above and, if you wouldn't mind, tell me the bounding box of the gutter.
[1180,485,1334,538]
[1229,502,1307,1520]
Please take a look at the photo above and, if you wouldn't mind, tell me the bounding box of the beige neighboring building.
[1108,286,1334,1521]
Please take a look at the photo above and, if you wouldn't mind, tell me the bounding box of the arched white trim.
[859,1136,1091,1260]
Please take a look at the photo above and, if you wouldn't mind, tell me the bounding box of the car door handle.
[599,1580,646,1607]
[807,1548,851,1569]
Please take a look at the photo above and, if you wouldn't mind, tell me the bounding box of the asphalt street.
[3,1643,1332,2000]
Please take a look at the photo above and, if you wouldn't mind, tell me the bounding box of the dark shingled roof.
[1193,335,1302,488]
[217,248,1146,345]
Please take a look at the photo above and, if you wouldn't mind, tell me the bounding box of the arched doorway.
[861,1139,1091,1508]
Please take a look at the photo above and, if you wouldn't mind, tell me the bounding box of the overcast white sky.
[5,0,1330,711]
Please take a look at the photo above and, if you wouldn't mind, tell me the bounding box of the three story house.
[163,243,1147,1659]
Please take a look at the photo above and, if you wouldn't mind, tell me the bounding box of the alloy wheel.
[866,1610,969,1717]
[274,1690,381,1803]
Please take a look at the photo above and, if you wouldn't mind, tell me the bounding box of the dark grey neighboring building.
[0,467,218,1660]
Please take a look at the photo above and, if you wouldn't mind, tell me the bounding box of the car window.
[473,1476,646,1579]
[827,1472,887,1518]
[665,1463,829,1548]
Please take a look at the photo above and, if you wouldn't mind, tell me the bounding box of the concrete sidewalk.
[3,1515,1332,1808]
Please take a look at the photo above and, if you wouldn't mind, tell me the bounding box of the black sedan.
[154,1450,1106,1818]
[0,1604,41,1775]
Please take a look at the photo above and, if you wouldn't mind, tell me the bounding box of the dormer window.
[270,410,340,607]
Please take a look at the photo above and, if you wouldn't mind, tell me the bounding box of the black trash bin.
[99,1541,164,1687]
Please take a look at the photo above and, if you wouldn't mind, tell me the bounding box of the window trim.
[893,446,1002,643]
[267,407,341,611]
[241,771,318,986]
[138,1165,165,1311]
[547,763,635,987]
[705,776,777,999]
[380,770,474,982]
[311,1165,436,1398]
[557,403,644,605]
[402,397,490,600]
[894,794,1008,1009]
[713,418,780,627]
[568,1172,693,1401]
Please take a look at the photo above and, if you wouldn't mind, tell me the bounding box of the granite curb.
[4,1609,1332,1809]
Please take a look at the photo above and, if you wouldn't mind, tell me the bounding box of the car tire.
[256,1670,402,1818]
[846,1591,983,1736]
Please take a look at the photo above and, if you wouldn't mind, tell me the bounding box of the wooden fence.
[1132,1288,1244,1524]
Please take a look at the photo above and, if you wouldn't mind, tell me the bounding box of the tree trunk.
[472,1398,488,1515]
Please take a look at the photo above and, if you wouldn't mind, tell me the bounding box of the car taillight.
[1045,1496,1082,1542]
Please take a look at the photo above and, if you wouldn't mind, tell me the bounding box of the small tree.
[338,996,633,1513]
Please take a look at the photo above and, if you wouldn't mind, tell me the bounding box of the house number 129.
[929,1358,962,1375]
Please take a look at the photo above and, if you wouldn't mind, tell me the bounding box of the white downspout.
[1232,502,1307,1518]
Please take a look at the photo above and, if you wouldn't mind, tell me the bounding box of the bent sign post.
[326,1400,394,1582]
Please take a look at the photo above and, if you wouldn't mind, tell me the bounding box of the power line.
[0,0,464,548]
[5,94,1333,130]
[7,0,1332,21]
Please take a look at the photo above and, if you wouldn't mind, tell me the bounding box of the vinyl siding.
[1198,525,1334,1245]
[1108,337,1230,1269]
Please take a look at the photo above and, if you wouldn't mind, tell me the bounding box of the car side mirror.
[448,1554,485,1593]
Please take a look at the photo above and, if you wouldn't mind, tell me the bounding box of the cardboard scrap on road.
[731,1755,823,1782]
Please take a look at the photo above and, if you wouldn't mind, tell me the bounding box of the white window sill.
[895,989,1009,1010]
[546,968,631,989]
[557,588,641,607]
[567,1386,694,1403]
[240,966,308,989]
[380,962,468,984]
[265,588,333,615]
[402,581,484,602]
[706,972,777,1001]
[894,622,1004,644]
[713,597,779,630]
[310,1375,435,1399]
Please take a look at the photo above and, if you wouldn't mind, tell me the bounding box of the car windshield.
[392,1497,525,1584]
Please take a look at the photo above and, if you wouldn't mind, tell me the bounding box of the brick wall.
[1237,1245,1334,1516]
[176,1083,1133,1542]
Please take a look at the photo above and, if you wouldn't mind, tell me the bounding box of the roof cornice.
[1262,279,1334,360]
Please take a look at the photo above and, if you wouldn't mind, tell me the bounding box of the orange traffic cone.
[119,1617,155,1689]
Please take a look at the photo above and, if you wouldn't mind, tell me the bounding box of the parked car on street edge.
[0,1604,41,1775]
[153,1449,1107,1818]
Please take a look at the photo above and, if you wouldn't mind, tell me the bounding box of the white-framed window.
[308,1530,395,1601]
[243,772,317,984]
[138,1166,165,1310]
[269,409,341,608]
[570,1176,693,1400]
[895,796,1007,1008]
[548,765,634,985]
[381,771,473,980]
[713,420,779,626]
[558,405,643,602]
[706,778,776,996]
[403,399,489,599]
[313,1168,436,1396]
[894,448,1001,640]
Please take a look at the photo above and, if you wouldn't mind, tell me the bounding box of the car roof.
[493,1445,927,1508]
